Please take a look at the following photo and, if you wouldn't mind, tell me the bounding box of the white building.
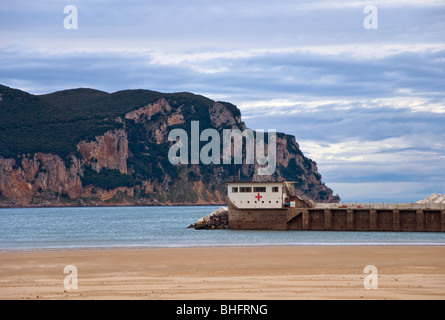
[227,181,298,209]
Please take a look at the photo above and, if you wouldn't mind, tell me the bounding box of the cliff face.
[0,153,82,205]
[0,129,132,207]
[78,129,128,174]
[0,85,339,207]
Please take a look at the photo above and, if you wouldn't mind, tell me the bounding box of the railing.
[314,202,445,210]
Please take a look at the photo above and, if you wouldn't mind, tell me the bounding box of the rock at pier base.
[189,206,229,230]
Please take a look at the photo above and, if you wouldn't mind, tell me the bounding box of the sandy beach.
[1,246,445,300]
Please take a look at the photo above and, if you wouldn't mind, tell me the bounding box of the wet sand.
[1,246,445,300]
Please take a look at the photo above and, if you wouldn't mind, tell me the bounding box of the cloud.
[2,1,445,51]
[328,182,445,203]
[242,101,445,202]
[1,0,444,202]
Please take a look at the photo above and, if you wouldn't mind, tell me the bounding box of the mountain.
[0,84,340,207]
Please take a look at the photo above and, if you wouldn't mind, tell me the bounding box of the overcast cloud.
[1,0,444,202]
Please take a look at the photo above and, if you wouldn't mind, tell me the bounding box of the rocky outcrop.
[0,153,82,204]
[124,98,171,123]
[0,128,131,207]
[209,102,241,129]
[0,85,339,207]
[78,129,128,174]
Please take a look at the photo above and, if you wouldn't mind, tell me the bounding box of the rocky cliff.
[0,84,340,207]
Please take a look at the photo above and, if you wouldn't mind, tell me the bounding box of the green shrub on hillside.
[81,166,136,190]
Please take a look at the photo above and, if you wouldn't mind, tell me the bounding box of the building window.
[240,187,252,193]
[232,187,238,193]
[272,187,279,192]
[253,187,266,193]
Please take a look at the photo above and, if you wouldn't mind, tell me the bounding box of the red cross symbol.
[255,193,262,201]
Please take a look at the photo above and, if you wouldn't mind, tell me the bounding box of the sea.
[1,206,445,251]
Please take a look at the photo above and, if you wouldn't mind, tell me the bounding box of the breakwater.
[189,206,229,230]
[227,205,445,232]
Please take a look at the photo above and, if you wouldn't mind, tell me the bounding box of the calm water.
[1,206,445,251]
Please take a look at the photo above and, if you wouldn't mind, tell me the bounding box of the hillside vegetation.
[0,84,339,207]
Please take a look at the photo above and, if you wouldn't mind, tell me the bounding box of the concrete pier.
[227,205,445,232]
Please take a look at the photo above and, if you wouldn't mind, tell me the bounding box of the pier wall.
[228,207,445,232]
[228,208,289,230]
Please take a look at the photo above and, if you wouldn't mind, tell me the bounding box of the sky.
[1,0,444,202]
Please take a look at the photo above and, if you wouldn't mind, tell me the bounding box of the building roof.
[227,180,298,184]
[227,181,287,184]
